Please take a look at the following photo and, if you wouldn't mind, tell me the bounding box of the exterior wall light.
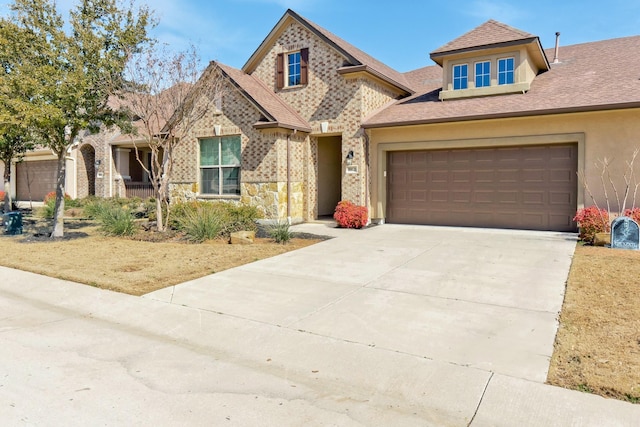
[346,150,354,165]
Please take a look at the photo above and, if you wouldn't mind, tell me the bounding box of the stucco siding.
[368,108,640,220]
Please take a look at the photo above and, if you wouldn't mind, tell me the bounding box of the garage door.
[387,144,577,231]
[16,160,58,201]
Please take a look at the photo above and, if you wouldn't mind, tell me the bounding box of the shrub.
[180,203,224,242]
[41,191,84,218]
[333,200,368,229]
[573,206,610,243]
[171,201,261,240]
[268,220,292,244]
[97,204,136,236]
[221,204,261,236]
[0,190,6,212]
[83,198,116,220]
[623,207,640,224]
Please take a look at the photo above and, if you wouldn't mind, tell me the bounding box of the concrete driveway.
[4,224,640,425]
[147,224,574,383]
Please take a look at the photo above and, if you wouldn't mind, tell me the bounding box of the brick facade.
[167,18,401,222]
[63,12,404,224]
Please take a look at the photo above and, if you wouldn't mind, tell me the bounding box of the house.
[364,21,640,231]
[5,10,639,232]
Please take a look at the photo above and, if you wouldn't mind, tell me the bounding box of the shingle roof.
[364,36,640,128]
[243,9,414,95]
[291,10,414,94]
[216,62,312,132]
[431,19,536,56]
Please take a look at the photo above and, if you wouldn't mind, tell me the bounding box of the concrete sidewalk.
[1,225,639,426]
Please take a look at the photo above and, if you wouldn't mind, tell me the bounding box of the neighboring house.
[7,10,640,232]
[1,147,76,203]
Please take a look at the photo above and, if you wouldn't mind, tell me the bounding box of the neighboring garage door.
[16,160,58,201]
[387,144,578,231]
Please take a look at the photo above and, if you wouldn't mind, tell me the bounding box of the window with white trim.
[199,136,241,195]
[498,57,515,85]
[287,51,301,86]
[276,48,308,89]
[453,64,468,90]
[475,61,490,88]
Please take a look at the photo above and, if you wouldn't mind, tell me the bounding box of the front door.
[317,136,342,217]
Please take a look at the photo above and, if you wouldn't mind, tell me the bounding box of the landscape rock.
[593,232,611,247]
[230,230,255,245]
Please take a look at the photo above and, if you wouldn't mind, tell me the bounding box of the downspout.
[286,131,294,224]
[363,129,371,223]
[108,145,113,198]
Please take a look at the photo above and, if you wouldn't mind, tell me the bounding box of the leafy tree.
[123,45,226,232]
[0,0,153,237]
[0,125,34,212]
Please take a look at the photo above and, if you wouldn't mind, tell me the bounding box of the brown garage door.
[16,160,58,201]
[387,144,577,231]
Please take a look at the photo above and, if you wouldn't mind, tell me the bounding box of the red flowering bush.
[0,190,5,201]
[573,206,610,243]
[623,207,640,224]
[333,200,368,229]
[44,191,71,203]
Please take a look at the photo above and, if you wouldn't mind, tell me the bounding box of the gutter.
[253,121,312,133]
[362,102,640,129]
[337,65,415,95]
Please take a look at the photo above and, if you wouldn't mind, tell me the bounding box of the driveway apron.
[146,224,576,383]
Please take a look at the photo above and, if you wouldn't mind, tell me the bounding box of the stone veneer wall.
[169,67,307,221]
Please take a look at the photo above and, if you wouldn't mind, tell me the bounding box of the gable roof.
[431,19,536,57]
[242,9,414,95]
[216,62,312,133]
[364,36,640,128]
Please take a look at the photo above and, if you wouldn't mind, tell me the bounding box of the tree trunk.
[155,195,165,232]
[50,152,66,238]
[3,164,10,213]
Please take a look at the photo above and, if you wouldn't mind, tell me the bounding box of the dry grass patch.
[0,218,323,296]
[548,244,640,403]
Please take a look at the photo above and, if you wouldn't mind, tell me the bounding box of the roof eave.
[337,65,414,95]
[363,102,640,129]
[243,9,359,73]
[429,37,539,65]
[253,121,312,133]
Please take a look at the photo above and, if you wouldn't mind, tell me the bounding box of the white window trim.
[474,60,491,88]
[498,57,515,85]
[452,63,468,90]
[199,136,241,196]
[286,51,301,87]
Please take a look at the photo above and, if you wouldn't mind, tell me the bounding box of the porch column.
[114,148,131,180]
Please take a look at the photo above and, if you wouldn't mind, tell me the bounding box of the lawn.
[1,212,638,404]
[547,244,640,404]
[0,216,323,295]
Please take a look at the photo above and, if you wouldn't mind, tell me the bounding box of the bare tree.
[579,148,640,223]
[123,45,226,231]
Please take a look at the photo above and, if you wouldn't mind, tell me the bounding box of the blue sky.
[1,0,638,72]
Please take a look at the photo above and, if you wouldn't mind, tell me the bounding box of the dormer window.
[431,20,550,101]
[498,57,515,85]
[276,48,309,89]
[475,61,491,87]
[453,64,468,90]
